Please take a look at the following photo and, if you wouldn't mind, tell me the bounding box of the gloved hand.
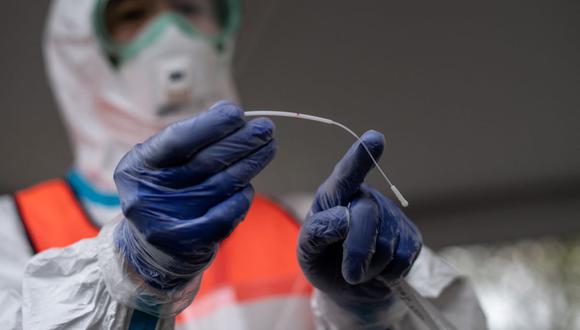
[297,130,422,308]
[113,101,276,290]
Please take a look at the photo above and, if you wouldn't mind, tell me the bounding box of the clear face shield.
[92,0,240,131]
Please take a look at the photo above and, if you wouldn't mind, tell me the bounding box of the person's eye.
[118,8,148,22]
[175,3,202,16]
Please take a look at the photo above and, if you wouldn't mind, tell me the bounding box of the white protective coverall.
[0,0,488,329]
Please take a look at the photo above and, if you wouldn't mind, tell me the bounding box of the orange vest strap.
[14,178,99,253]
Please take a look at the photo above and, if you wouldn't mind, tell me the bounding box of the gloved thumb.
[311,130,385,213]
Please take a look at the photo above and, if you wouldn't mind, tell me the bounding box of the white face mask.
[97,17,237,145]
[44,1,240,193]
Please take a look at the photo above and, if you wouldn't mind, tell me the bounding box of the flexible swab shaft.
[244,110,409,207]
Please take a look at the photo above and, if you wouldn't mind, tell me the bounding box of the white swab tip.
[391,185,409,208]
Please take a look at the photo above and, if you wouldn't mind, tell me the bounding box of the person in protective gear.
[0,0,488,329]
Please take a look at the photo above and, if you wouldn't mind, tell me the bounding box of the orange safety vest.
[14,179,312,323]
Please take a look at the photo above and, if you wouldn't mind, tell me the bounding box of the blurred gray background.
[1,0,579,248]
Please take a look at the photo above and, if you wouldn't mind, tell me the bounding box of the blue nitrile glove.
[297,130,422,308]
[113,101,277,290]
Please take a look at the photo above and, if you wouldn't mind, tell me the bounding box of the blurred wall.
[1,0,579,247]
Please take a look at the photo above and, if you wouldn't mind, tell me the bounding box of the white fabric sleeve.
[0,195,28,330]
[311,247,488,330]
[0,215,204,329]
[0,196,33,292]
[0,291,22,330]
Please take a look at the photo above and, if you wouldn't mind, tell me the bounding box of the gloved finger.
[123,140,277,222]
[190,140,277,207]
[312,130,385,213]
[150,185,255,255]
[154,118,275,188]
[297,206,349,263]
[381,201,422,280]
[382,221,422,279]
[357,185,397,282]
[193,185,255,244]
[342,194,380,285]
[138,101,245,168]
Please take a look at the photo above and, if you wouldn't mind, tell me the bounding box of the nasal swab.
[244,110,409,207]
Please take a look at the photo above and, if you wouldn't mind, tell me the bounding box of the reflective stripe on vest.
[14,179,312,323]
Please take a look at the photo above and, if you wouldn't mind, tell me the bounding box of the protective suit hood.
[43,0,240,193]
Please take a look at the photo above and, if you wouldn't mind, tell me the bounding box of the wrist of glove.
[312,289,398,330]
[98,217,204,317]
[114,218,215,290]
